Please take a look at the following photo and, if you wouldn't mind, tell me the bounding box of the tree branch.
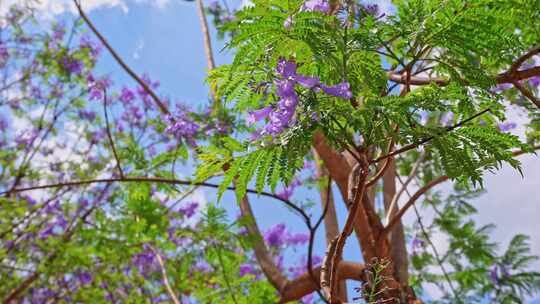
[371,108,490,164]
[102,89,124,178]
[73,0,171,116]
[279,261,366,303]
[383,176,449,235]
[1,176,301,212]
[237,192,288,292]
[149,245,182,304]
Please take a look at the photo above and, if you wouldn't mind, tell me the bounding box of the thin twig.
[2,176,305,217]
[149,245,182,304]
[213,244,239,304]
[383,175,449,235]
[384,152,425,225]
[102,89,124,178]
[73,0,171,116]
[371,108,490,164]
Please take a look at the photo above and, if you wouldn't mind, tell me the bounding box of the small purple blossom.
[61,56,83,75]
[178,202,198,218]
[498,121,517,132]
[320,82,353,99]
[165,108,200,146]
[208,1,221,14]
[247,106,273,124]
[239,264,256,277]
[119,87,135,104]
[264,223,288,248]
[302,0,330,14]
[528,76,540,87]
[287,233,309,245]
[489,265,499,284]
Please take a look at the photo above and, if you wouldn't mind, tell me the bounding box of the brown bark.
[279,261,365,303]
[237,194,288,291]
[382,160,409,286]
[314,150,348,301]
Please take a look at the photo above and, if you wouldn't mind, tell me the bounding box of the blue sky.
[5,0,539,301]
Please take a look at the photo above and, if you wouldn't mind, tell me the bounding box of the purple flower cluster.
[165,106,200,146]
[61,55,84,75]
[178,201,198,218]
[301,0,330,14]
[87,74,112,101]
[263,223,310,248]
[248,59,352,137]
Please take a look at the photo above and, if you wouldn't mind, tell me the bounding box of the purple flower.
[320,82,353,99]
[0,114,7,131]
[195,261,212,273]
[220,15,235,23]
[489,265,499,284]
[264,223,288,248]
[528,76,540,87]
[247,106,273,124]
[494,82,512,93]
[165,108,200,146]
[76,272,92,285]
[363,4,380,16]
[498,121,517,132]
[87,75,112,101]
[277,59,298,79]
[78,110,96,121]
[208,1,221,14]
[411,237,425,255]
[15,129,38,147]
[62,56,83,75]
[295,75,320,89]
[119,87,135,104]
[178,202,198,218]
[288,233,309,245]
[440,112,454,126]
[137,73,160,99]
[302,0,330,14]
[276,178,302,200]
[284,16,294,28]
[239,264,255,277]
[0,44,8,67]
[80,34,102,59]
[250,59,351,138]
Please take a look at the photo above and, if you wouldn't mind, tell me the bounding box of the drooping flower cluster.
[248,59,352,137]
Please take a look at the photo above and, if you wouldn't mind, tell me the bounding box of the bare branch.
[384,176,449,235]
[384,153,425,225]
[237,192,288,292]
[149,246,182,304]
[279,261,366,303]
[73,0,171,116]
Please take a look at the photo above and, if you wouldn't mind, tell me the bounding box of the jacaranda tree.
[1,0,540,303]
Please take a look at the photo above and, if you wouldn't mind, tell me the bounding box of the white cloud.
[0,0,128,19]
